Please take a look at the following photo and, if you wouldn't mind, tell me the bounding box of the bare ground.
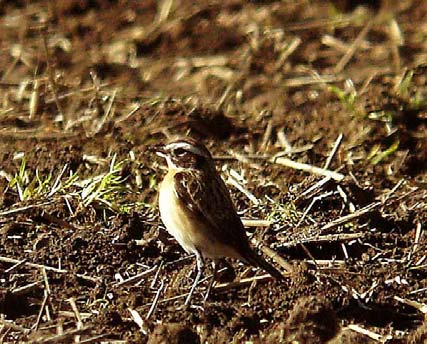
[1,0,427,343]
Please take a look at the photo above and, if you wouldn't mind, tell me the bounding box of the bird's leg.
[185,251,204,305]
[204,260,219,302]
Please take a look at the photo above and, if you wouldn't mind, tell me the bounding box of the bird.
[151,138,285,305]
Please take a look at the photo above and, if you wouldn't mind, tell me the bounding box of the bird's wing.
[174,170,250,254]
[174,170,285,280]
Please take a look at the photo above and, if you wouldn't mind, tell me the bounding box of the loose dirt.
[1,1,427,343]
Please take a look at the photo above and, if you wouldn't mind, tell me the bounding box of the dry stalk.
[323,133,344,169]
[113,266,157,287]
[394,296,427,314]
[4,258,28,274]
[0,319,30,334]
[0,256,100,283]
[33,290,49,331]
[0,202,53,217]
[213,273,290,293]
[78,334,110,343]
[270,156,345,181]
[146,280,165,320]
[67,297,84,342]
[347,324,392,342]
[226,174,260,205]
[321,201,381,230]
[334,17,376,74]
[11,281,42,295]
[242,219,271,227]
[128,308,147,335]
[280,232,367,248]
[34,326,93,343]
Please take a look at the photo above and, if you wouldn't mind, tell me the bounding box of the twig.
[280,232,367,248]
[300,243,319,269]
[56,311,92,320]
[5,258,28,274]
[163,255,194,267]
[47,164,69,197]
[270,156,345,181]
[92,89,117,135]
[68,297,83,342]
[213,273,290,293]
[388,18,403,71]
[146,280,165,320]
[11,281,42,295]
[33,290,49,331]
[29,79,40,119]
[347,324,392,342]
[0,256,100,283]
[149,261,164,288]
[409,287,427,295]
[306,259,346,267]
[115,104,141,123]
[260,119,273,151]
[323,133,343,169]
[0,319,30,334]
[272,144,315,157]
[297,191,335,226]
[349,171,363,189]
[274,36,301,71]
[276,127,292,151]
[282,75,344,87]
[153,292,187,305]
[337,184,355,212]
[242,219,271,227]
[381,179,405,202]
[334,18,375,74]
[231,152,263,170]
[113,266,158,287]
[42,267,51,295]
[394,296,427,314]
[34,326,92,343]
[42,267,52,322]
[297,176,332,200]
[0,129,77,140]
[0,202,53,217]
[213,145,314,161]
[68,298,83,325]
[128,308,147,335]
[44,83,111,104]
[252,241,293,273]
[408,222,422,261]
[321,201,381,230]
[78,334,110,343]
[227,174,259,205]
[284,15,355,31]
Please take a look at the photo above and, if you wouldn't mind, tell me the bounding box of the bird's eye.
[174,148,186,156]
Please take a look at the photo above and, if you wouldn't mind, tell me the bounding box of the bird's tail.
[242,249,285,281]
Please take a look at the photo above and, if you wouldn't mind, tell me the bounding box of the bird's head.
[150,138,213,170]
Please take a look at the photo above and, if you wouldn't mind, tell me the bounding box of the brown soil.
[1,0,427,343]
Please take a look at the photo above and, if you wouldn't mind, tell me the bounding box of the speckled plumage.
[155,138,284,304]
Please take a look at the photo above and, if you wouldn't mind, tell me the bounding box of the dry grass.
[1,0,427,342]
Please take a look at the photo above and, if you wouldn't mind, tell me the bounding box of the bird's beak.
[147,144,167,158]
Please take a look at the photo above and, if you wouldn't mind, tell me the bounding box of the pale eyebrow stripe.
[165,142,206,157]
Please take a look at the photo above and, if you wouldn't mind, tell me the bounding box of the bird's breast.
[158,170,240,259]
[159,171,199,254]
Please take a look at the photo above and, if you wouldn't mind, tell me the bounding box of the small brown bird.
[153,138,284,304]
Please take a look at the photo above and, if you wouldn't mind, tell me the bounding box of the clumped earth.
[1,0,427,343]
